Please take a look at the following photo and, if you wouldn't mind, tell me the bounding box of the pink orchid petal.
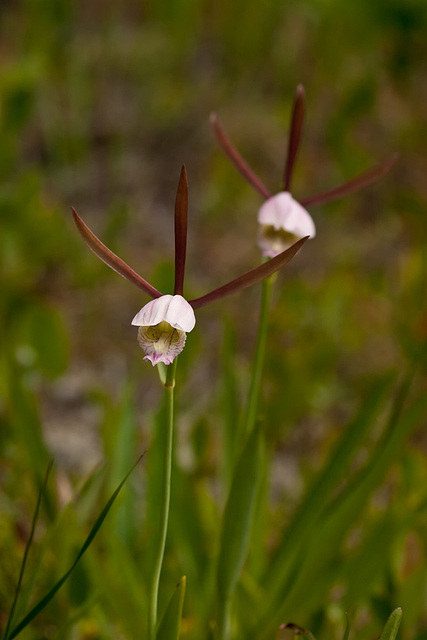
[258,192,316,237]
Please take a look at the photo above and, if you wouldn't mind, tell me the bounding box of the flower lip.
[258,191,316,238]
[137,323,187,366]
[131,294,196,333]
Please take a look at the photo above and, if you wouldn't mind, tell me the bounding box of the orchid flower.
[211,85,397,257]
[72,166,308,366]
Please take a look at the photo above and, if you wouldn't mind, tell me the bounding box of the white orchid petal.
[131,294,196,332]
[258,192,316,238]
[257,191,315,258]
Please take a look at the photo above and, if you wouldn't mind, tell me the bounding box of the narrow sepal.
[71,208,162,299]
[190,236,308,309]
[284,84,305,191]
[300,154,398,208]
[174,165,188,296]
[210,112,272,199]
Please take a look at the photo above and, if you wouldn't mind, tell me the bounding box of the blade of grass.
[263,374,394,592]
[157,576,186,640]
[380,609,402,640]
[3,462,53,640]
[220,318,241,487]
[340,511,403,608]
[323,373,423,524]
[7,454,144,640]
[253,372,425,638]
[10,467,105,627]
[216,425,264,640]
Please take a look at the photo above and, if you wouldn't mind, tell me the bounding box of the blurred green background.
[1,0,427,638]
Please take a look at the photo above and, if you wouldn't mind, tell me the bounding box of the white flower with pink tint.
[257,191,316,258]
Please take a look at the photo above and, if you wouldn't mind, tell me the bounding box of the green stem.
[244,274,274,436]
[149,359,178,640]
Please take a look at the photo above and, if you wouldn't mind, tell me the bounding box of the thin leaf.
[8,455,144,640]
[284,85,305,191]
[379,609,402,640]
[156,576,186,640]
[253,371,423,637]
[299,154,398,208]
[71,208,162,299]
[220,319,241,486]
[341,510,399,607]
[210,113,272,199]
[264,374,394,592]
[3,462,53,640]
[174,165,188,296]
[217,425,264,612]
[190,236,308,309]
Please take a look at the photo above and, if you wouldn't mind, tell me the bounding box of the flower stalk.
[149,358,177,640]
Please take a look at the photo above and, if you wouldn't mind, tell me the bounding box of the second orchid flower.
[211,85,397,258]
